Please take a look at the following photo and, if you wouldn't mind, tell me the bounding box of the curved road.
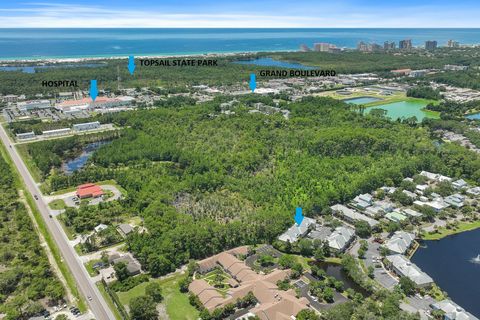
[0,125,115,320]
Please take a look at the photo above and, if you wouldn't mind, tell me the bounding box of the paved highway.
[0,125,115,320]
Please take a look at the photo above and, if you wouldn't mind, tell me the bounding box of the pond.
[365,100,434,122]
[313,261,370,297]
[465,113,480,120]
[0,63,107,73]
[62,141,109,175]
[411,229,480,318]
[343,96,383,105]
[233,57,316,70]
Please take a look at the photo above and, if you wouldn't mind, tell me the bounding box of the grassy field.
[49,199,66,210]
[117,273,199,320]
[96,282,123,320]
[421,220,480,240]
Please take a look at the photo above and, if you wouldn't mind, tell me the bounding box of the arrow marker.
[294,207,304,226]
[90,80,98,102]
[128,55,136,75]
[249,73,256,92]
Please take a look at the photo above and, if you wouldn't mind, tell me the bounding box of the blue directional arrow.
[128,55,136,75]
[249,73,256,92]
[90,80,98,102]
[294,207,304,226]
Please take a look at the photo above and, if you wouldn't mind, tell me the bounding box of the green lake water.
[365,100,433,121]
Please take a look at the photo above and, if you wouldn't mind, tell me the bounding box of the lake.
[343,96,383,105]
[62,141,108,175]
[233,57,315,69]
[365,100,433,121]
[411,229,480,318]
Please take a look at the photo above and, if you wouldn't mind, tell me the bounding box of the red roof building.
[76,183,104,199]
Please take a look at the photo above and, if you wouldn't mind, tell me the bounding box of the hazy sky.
[0,1,479,28]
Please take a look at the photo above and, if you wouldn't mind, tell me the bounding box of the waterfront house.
[384,231,415,254]
[431,299,479,320]
[385,254,433,288]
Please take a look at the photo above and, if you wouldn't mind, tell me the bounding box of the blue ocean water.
[1,28,480,60]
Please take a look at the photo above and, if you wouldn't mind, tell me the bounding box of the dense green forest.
[20,95,480,277]
[2,48,480,95]
[0,150,65,319]
[406,86,442,100]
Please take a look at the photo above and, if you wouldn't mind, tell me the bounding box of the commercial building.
[385,254,433,288]
[16,131,36,140]
[431,299,479,320]
[384,231,415,254]
[72,121,101,132]
[444,64,469,71]
[399,39,412,50]
[17,99,51,111]
[391,69,412,76]
[76,183,104,199]
[190,247,310,318]
[42,128,71,137]
[425,40,438,50]
[56,96,134,113]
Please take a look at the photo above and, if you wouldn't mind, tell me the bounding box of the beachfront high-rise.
[425,40,438,50]
[399,39,412,50]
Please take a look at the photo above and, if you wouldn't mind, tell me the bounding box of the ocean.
[1,28,480,60]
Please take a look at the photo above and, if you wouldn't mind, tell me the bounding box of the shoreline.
[420,220,480,241]
[0,50,298,64]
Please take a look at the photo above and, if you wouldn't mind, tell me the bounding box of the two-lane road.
[0,125,115,320]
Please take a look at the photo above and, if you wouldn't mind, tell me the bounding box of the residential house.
[431,299,479,320]
[384,231,415,254]
[452,179,468,189]
[385,211,408,223]
[444,194,465,208]
[326,226,355,252]
[385,254,433,288]
[117,223,134,237]
[330,204,379,227]
[278,217,316,243]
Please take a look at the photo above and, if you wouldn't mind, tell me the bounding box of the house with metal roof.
[385,254,433,288]
[327,226,355,252]
[444,194,465,208]
[431,299,479,320]
[385,210,408,222]
[278,217,316,243]
[452,179,468,189]
[331,204,379,227]
[384,231,415,254]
